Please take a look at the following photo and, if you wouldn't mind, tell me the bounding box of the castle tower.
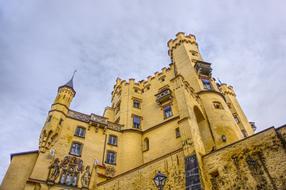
[168,33,243,150]
[39,72,76,153]
[219,84,255,136]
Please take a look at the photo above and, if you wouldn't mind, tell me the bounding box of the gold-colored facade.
[1,32,286,190]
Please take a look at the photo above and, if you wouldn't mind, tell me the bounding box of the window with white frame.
[70,142,83,156]
[106,151,116,165]
[108,135,118,146]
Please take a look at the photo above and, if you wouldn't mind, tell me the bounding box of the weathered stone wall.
[203,127,286,190]
[97,149,185,190]
[1,152,38,190]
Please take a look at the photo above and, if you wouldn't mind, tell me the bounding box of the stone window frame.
[132,115,142,129]
[74,126,86,138]
[105,150,117,165]
[163,105,173,119]
[175,127,181,138]
[202,79,212,90]
[132,98,142,109]
[108,134,118,146]
[143,137,149,152]
[69,141,83,157]
[213,101,224,110]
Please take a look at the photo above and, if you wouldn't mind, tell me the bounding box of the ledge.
[197,90,226,101]
[10,150,38,161]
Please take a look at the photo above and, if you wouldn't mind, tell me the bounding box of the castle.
[1,32,286,190]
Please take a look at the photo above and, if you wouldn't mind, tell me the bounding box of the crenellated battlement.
[219,83,236,96]
[167,32,197,57]
[111,64,174,100]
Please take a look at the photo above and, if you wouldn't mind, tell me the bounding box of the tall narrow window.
[108,135,118,146]
[133,115,141,129]
[70,142,83,156]
[185,155,202,190]
[233,114,240,124]
[143,138,149,151]
[202,79,212,90]
[74,127,86,138]
[133,100,141,109]
[175,127,181,138]
[106,151,116,165]
[164,105,173,118]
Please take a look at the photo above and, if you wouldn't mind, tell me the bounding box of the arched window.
[143,138,149,151]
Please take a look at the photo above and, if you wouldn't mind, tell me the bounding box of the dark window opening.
[202,79,212,90]
[74,127,86,138]
[133,115,141,129]
[108,135,118,146]
[175,128,181,138]
[133,100,141,109]
[213,102,223,110]
[70,142,83,156]
[106,151,116,165]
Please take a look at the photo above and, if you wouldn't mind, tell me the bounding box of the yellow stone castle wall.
[1,152,38,190]
[97,149,185,190]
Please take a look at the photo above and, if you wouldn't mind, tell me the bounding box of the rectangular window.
[106,151,116,165]
[175,128,181,138]
[202,79,212,90]
[108,135,118,146]
[185,155,202,190]
[74,127,86,138]
[164,105,173,118]
[133,115,141,129]
[70,142,82,156]
[133,100,141,109]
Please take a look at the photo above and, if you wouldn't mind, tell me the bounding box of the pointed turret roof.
[65,73,75,89]
[58,70,77,94]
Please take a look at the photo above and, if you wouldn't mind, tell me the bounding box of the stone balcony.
[194,61,212,77]
[155,89,172,104]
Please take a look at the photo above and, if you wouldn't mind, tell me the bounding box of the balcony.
[156,89,172,104]
[194,61,212,76]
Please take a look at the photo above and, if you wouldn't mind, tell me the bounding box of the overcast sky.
[1,0,286,182]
